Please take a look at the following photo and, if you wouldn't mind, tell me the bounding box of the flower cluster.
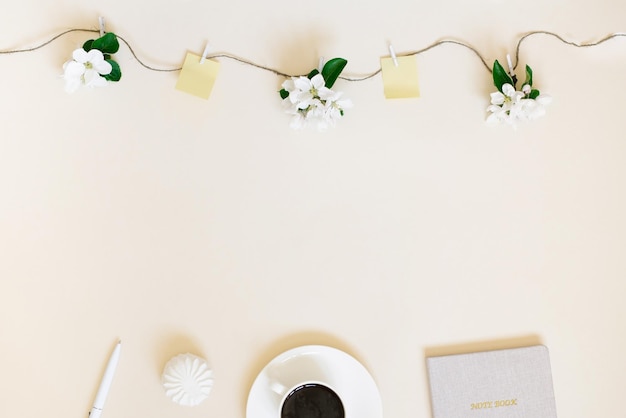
[279,58,352,131]
[63,33,121,93]
[486,60,551,127]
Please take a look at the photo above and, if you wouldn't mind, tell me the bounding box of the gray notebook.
[426,345,557,418]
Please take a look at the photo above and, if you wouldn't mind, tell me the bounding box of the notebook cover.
[426,345,557,418]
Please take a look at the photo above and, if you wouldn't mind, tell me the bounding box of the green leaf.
[82,39,94,51]
[279,89,289,99]
[321,58,347,88]
[103,59,121,82]
[529,89,540,100]
[524,65,533,87]
[92,33,120,54]
[492,60,514,92]
[307,69,320,79]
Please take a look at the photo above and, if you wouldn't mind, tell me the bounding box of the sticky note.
[381,55,420,99]
[175,52,220,100]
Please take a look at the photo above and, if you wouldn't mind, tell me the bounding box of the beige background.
[1,0,625,417]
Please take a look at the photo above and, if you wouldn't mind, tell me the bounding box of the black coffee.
[280,383,345,418]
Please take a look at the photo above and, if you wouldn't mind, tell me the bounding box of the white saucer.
[246,345,382,418]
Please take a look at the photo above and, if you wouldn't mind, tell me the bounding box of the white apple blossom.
[281,73,351,131]
[318,89,353,129]
[519,94,552,120]
[486,83,551,127]
[63,48,112,93]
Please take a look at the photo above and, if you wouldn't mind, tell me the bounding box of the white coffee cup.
[270,380,345,418]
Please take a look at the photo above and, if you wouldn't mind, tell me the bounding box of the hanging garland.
[1,25,624,129]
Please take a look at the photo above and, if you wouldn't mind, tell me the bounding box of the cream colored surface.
[1,1,625,418]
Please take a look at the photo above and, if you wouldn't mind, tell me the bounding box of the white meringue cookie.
[162,353,213,406]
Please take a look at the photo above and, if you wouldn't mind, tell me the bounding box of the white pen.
[89,341,121,418]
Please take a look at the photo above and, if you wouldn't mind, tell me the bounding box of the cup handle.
[269,380,288,396]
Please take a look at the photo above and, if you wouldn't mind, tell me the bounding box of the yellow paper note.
[381,56,420,99]
[175,52,220,100]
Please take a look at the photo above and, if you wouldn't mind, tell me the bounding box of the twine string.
[513,30,626,70]
[0,28,99,54]
[1,28,624,80]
